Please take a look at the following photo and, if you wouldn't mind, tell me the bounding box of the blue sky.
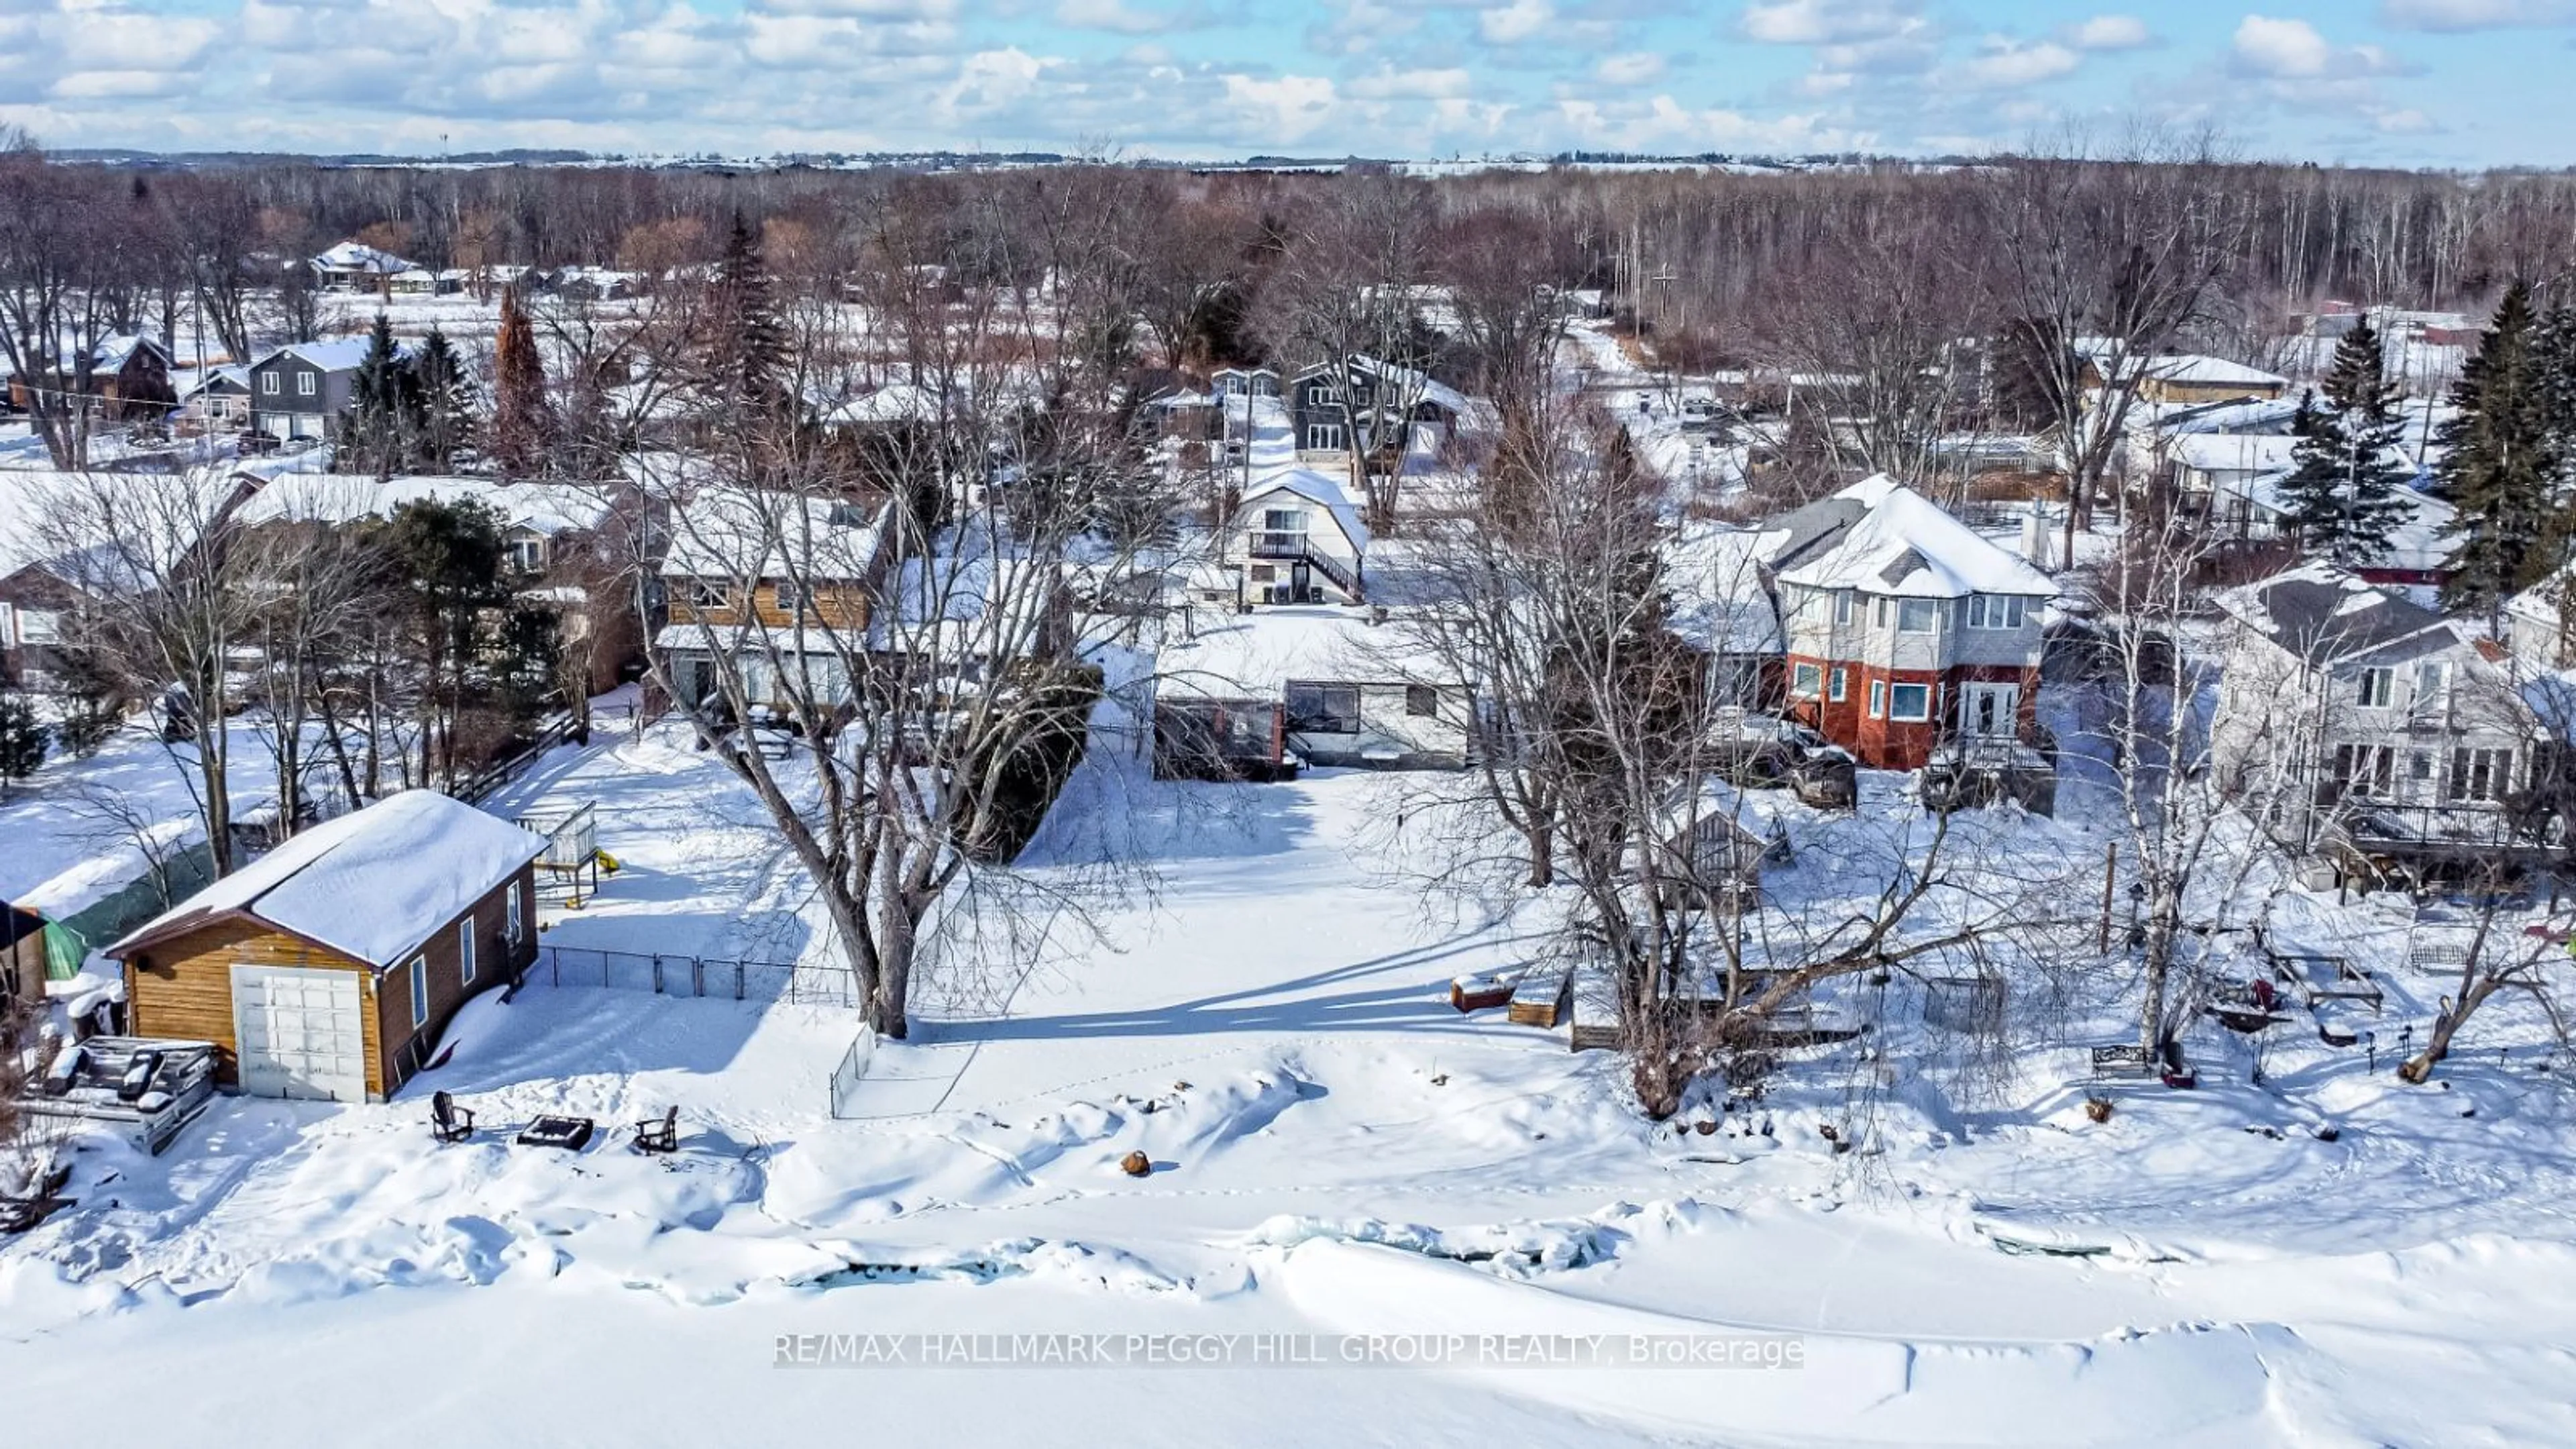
[0,0,2568,163]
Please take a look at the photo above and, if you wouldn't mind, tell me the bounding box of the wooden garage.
[106,791,547,1103]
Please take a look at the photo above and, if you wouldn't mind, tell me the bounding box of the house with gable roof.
[2211,561,2555,869]
[1755,476,2059,770]
[1221,466,1368,606]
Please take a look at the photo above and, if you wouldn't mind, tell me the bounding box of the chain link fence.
[528,942,855,1007]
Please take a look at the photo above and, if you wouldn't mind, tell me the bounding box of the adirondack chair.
[430,1090,475,1144]
[633,1106,679,1155]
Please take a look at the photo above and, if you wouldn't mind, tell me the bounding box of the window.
[1791,662,1824,700]
[2357,667,2394,708]
[2414,661,2448,710]
[1249,565,1275,582]
[1828,667,1847,702]
[1285,681,1361,734]
[690,580,731,611]
[1833,590,1856,627]
[1405,684,1438,717]
[1896,599,1938,635]
[1869,680,1886,718]
[1888,683,1932,721]
[2335,744,2395,798]
[1304,423,1345,452]
[1874,598,1890,628]
[296,371,315,397]
[1967,595,2027,630]
[460,918,476,987]
[773,581,812,613]
[2410,751,2434,784]
[505,879,523,944]
[1263,508,1305,533]
[506,537,545,574]
[259,372,279,395]
[2449,748,2512,802]
[408,954,429,1028]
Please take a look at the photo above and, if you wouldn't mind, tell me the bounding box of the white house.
[1155,607,1472,776]
[1222,466,1370,606]
[2211,561,2548,867]
[2506,565,2576,671]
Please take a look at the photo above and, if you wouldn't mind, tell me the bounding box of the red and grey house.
[1735,476,2058,772]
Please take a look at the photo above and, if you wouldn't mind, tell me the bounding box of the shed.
[106,792,546,1102]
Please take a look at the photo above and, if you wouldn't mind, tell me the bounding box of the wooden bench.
[2090,1044,2156,1081]
[1507,967,1574,1028]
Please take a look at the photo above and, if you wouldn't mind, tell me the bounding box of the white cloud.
[1221,72,1338,142]
[1053,0,1197,35]
[2061,14,2152,50]
[2379,0,2575,30]
[1949,37,2080,89]
[2233,15,2334,76]
[1737,0,1921,45]
[1345,67,1472,99]
[1593,51,1665,85]
[2233,15,2406,78]
[1478,0,1552,46]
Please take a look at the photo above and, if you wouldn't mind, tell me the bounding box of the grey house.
[246,338,378,443]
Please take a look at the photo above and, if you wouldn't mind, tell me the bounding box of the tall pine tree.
[491,284,552,476]
[411,329,474,472]
[2437,282,2564,621]
[2277,319,2413,570]
[343,312,417,479]
[707,213,791,423]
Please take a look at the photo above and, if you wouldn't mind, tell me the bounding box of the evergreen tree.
[343,313,417,478]
[2277,319,2413,569]
[2438,282,2564,621]
[708,213,791,422]
[491,284,552,476]
[2536,299,2576,490]
[0,691,48,790]
[411,328,474,471]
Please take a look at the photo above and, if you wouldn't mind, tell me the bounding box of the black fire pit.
[515,1115,596,1150]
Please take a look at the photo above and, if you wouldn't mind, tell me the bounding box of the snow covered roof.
[2174,433,2302,476]
[0,332,168,380]
[1764,475,2057,601]
[237,474,617,537]
[266,337,384,374]
[0,470,248,590]
[1347,355,1475,417]
[312,240,417,275]
[817,382,947,428]
[1159,606,1457,700]
[1240,467,1371,553]
[2216,561,2454,663]
[661,488,885,583]
[1666,521,1784,655]
[2080,343,2286,392]
[108,790,545,969]
[178,364,251,398]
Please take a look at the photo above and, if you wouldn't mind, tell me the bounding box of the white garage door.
[230,965,368,1102]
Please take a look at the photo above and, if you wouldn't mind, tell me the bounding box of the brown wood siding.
[118,863,541,1103]
[665,580,871,632]
[121,918,371,1090]
[373,865,540,1097]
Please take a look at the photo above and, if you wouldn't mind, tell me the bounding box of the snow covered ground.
[8,697,2576,1445]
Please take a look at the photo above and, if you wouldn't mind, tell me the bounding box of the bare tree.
[1978,127,2249,539]
[34,469,254,873]
[633,217,1165,1038]
[0,140,156,469]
